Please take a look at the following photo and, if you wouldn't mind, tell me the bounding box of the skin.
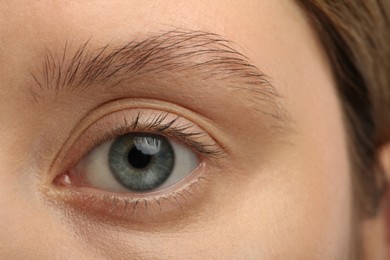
[0,0,388,259]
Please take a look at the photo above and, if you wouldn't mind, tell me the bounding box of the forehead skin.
[0,1,353,259]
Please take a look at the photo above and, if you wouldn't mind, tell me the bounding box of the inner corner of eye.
[53,170,73,187]
[62,132,201,193]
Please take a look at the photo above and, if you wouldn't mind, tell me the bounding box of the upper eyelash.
[96,111,224,158]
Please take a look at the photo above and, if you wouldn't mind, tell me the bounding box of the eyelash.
[53,109,223,223]
[93,111,223,158]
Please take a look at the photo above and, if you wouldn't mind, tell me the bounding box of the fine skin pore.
[0,1,388,259]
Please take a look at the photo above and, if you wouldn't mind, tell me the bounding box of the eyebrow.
[30,29,285,121]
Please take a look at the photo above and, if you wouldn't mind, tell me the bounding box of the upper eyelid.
[47,98,228,178]
[103,112,224,157]
[47,104,225,184]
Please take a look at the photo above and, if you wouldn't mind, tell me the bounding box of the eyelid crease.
[48,105,225,188]
[46,98,229,185]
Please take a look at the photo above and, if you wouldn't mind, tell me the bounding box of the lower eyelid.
[51,172,210,226]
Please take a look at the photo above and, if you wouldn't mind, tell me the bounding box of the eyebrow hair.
[30,29,285,121]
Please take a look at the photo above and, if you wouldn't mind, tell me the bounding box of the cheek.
[266,95,353,256]
[219,115,352,258]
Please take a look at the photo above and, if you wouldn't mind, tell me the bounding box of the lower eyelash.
[53,175,210,226]
[112,176,209,218]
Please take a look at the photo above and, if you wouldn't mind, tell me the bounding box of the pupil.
[127,146,152,169]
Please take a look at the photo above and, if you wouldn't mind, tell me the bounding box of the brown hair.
[297,0,390,217]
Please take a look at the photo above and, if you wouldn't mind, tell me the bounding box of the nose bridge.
[0,176,92,259]
[0,172,44,257]
[0,158,43,253]
[0,148,76,258]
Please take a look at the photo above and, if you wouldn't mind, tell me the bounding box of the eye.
[52,108,224,222]
[71,132,199,193]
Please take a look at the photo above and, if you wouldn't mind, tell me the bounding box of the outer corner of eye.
[57,132,201,194]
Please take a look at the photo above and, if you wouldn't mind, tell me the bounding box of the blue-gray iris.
[108,133,174,192]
